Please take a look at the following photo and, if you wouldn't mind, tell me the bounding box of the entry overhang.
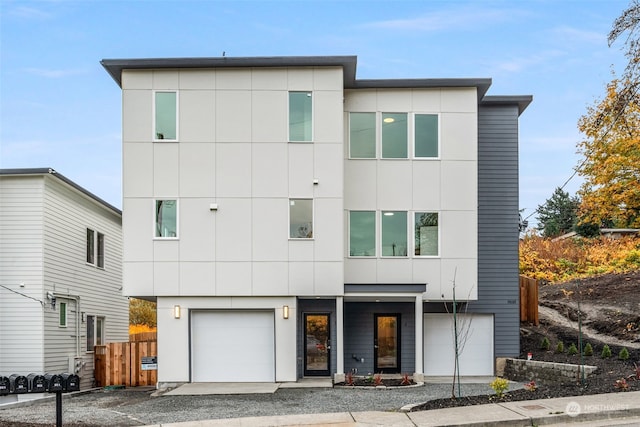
[343,283,426,302]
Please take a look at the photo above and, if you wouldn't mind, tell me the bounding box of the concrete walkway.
[144,390,640,426]
[163,378,334,395]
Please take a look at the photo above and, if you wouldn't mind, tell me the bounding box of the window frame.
[86,228,105,269]
[381,112,409,159]
[59,301,67,328]
[288,198,314,240]
[413,113,440,159]
[348,210,377,257]
[348,112,377,159]
[288,91,313,143]
[380,210,409,257]
[153,90,179,142]
[414,212,440,257]
[97,232,105,268]
[86,315,105,352]
[154,199,179,240]
[86,228,95,265]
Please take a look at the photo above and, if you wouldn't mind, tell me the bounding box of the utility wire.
[0,284,45,307]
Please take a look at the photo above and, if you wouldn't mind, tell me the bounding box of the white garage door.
[191,311,275,382]
[424,313,494,376]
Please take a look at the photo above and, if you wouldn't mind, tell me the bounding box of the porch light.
[173,305,181,319]
[283,305,289,319]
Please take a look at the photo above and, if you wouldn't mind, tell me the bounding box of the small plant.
[614,378,630,391]
[583,342,593,356]
[540,337,550,350]
[490,377,509,398]
[365,373,373,383]
[523,380,537,392]
[345,372,354,386]
[567,343,578,355]
[401,373,412,386]
[618,347,630,360]
[373,373,383,386]
[555,341,565,353]
[630,362,640,381]
[601,344,612,358]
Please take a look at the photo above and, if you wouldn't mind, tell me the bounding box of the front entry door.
[374,314,400,373]
[304,314,330,376]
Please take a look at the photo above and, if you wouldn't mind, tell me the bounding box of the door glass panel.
[305,314,329,373]
[376,315,398,369]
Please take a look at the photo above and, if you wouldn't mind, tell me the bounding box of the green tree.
[129,298,157,327]
[536,187,579,238]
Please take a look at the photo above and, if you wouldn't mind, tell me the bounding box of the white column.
[414,295,424,380]
[335,296,344,382]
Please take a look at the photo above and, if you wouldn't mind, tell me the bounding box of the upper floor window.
[349,211,376,256]
[155,200,178,238]
[382,211,407,256]
[289,199,313,239]
[349,113,376,158]
[381,113,408,158]
[154,91,177,141]
[415,114,439,158]
[86,228,105,268]
[415,212,439,256]
[59,301,67,327]
[289,91,312,142]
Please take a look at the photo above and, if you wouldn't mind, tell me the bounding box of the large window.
[349,211,376,256]
[289,199,313,239]
[155,200,178,238]
[59,302,67,327]
[415,114,439,158]
[155,91,177,140]
[86,315,105,352]
[381,113,408,158]
[381,211,407,256]
[289,91,312,142]
[86,229,105,268]
[415,212,439,256]
[349,112,376,158]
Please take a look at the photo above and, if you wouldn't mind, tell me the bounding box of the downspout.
[54,292,81,357]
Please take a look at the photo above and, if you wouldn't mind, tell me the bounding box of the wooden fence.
[94,338,157,387]
[520,275,539,325]
[129,331,157,342]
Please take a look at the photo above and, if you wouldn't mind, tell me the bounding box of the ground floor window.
[86,315,105,351]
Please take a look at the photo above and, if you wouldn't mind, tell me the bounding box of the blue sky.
[0,0,630,227]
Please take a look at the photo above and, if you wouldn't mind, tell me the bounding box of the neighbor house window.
[86,229,105,268]
[289,91,312,142]
[415,114,439,158]
[415,212,439,256]
[86,315,105,351]
[59,302,67,327]
[381,113,407,158]
[155,91,177,140]
[349,211,376,256]
[349,112,376,158]
[155,200,178,238]
[289,199,313,239]
[381,211,407,256]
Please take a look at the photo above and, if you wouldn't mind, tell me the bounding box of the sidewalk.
[143,390,640,426]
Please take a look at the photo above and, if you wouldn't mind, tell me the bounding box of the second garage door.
[191,310,275,382]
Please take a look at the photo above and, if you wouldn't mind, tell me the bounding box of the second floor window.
[86,228,105,268]
[155,199,178,238]
[382,211,408,256]
[289,91,312,142]
[289,199,313,239]
[155,91,177,141]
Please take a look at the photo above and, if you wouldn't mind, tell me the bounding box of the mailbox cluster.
[0,373,80,395]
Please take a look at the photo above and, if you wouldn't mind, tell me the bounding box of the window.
[289,199,313,239]
[86,229,105,268]
[155,200,178,238]
[381,211,407,256]
[59,302,67,327]
[415,212,439,256]
[155,91,177,140]
[381,113,408,158]
[86,315,105,351]
[415,114,438,158]
[349,113,376,158]
[289,91,312,142]
[349,211,376,256]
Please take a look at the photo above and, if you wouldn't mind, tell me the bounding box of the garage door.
[191,311,275,382]
[424,313,494,376]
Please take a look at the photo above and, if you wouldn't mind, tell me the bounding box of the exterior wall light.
[173,305,181,319]
[283,305,289,319]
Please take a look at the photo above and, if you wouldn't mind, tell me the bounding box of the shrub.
[619,347,630,360]
[540,337,551,350]
[602,344,612,358]
[583,342,593,356]
[614,378,630,391]
[373,373,383,386]
[401,373,411,386]
[555,341,565,353]
[345,372,354,386]
[568,343,578,355]
[523,380,537,392]
[490,377,509,398]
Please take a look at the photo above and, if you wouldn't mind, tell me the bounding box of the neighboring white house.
[102,55,531,386]
[0,168,128,392]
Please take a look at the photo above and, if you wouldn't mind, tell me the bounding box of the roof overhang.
[481,95,533,116]
[344,283,426,302]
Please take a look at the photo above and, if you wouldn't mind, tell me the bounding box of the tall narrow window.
[86,315,105,351]
[415,212,439,256]
[97,232,105,268]
[289,91,312,142]
[349,211,376,256]
[349,112,376,158]
[86,229,95,264]
[415,114,438,158]
[381,211,407,256]
[155,200,178,238]
[155,91,177,140]
[381,113,407,158]
[96,317,104,346]
[289,199,313,239]
[59,302,67,327]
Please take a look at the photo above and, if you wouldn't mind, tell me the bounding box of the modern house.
[0,168,128,392]
[101,55,531,386]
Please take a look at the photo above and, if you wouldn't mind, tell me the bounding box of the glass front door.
[374,314,400,373]
[304,314,330,376]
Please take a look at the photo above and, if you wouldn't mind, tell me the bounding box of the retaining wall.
[504,358,597,384]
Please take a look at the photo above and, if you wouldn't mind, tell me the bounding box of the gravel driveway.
[0,382,499,426]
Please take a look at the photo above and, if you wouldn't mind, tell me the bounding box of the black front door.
[304,313,330,376]
[374,314,400,373]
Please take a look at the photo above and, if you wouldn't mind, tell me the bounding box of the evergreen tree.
[536,187,580,238]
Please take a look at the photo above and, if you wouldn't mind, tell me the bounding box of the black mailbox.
[44,373,63,392]
[27,374,47,393]
[61,373,80,392]
[9,374,28,394]
[0,376,9,395]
